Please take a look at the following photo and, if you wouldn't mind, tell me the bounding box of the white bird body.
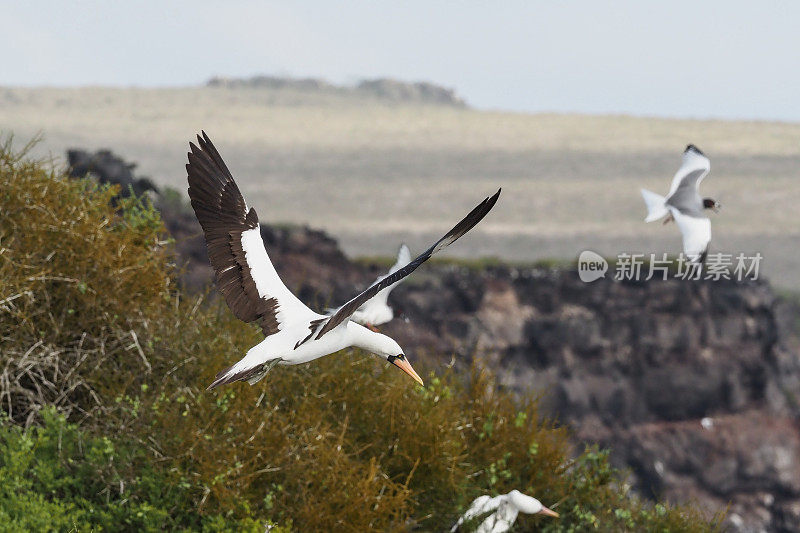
[350,305,394,326]
[185,132,500,389]
[224,320,402,383]
[451,490,558,533]
[350,305,394,328]
[640,144,718,262]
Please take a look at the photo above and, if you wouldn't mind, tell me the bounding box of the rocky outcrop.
[206,75,467,107]
[67,149,158,198]
[355,78,466,106]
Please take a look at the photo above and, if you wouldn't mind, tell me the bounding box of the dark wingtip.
[312,188,500,342]
[685,144,705,156]
[207,365,230,390]
[480,188,501,216]
[207,378,225,390]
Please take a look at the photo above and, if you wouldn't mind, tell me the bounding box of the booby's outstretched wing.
[186,132,316,336]
[311,189,501,341]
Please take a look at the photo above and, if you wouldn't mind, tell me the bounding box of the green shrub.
[0,409,272,532]
[0,137,722,531]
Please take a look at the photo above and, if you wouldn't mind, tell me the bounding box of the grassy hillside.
[0,139,723,531]
[1,85,799,288]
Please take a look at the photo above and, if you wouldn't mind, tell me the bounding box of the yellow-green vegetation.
[0,139,722,531]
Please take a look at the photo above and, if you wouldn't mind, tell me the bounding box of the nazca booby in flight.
[186,132,500,389]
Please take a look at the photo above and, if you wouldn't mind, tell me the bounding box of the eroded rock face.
[369,266,797,532]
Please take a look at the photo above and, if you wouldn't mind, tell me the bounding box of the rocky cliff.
[194,221,800,531]
[384,266,800,532]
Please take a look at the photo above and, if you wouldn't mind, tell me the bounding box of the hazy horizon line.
[3,80,799,126]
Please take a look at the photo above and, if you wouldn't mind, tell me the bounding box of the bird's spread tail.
[640,189,669,222]
[207,357,282,390]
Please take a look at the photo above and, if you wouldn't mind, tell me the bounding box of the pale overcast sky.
[3,1,798,120]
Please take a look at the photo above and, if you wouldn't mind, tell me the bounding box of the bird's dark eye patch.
[387,354,404,363]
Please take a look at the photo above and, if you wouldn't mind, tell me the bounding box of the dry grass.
[0,136,171,426]
[1,85,799,288]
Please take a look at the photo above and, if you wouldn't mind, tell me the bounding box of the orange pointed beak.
[539,506,559,518]
[390,355,424,386]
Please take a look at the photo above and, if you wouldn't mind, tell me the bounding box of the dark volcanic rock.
[67,149,158,198]
[379,267,800,532]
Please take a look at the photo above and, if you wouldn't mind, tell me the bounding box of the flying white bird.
[640,145,720,263]
[186,132,501,389]
[335,243,411,331]
[450,490,559,533]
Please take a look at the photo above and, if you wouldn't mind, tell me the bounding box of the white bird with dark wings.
[640,144,721,263]
[186,132,501,389]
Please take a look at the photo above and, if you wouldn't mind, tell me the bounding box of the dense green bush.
[0,138,722,531]
[0,409,268,532]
